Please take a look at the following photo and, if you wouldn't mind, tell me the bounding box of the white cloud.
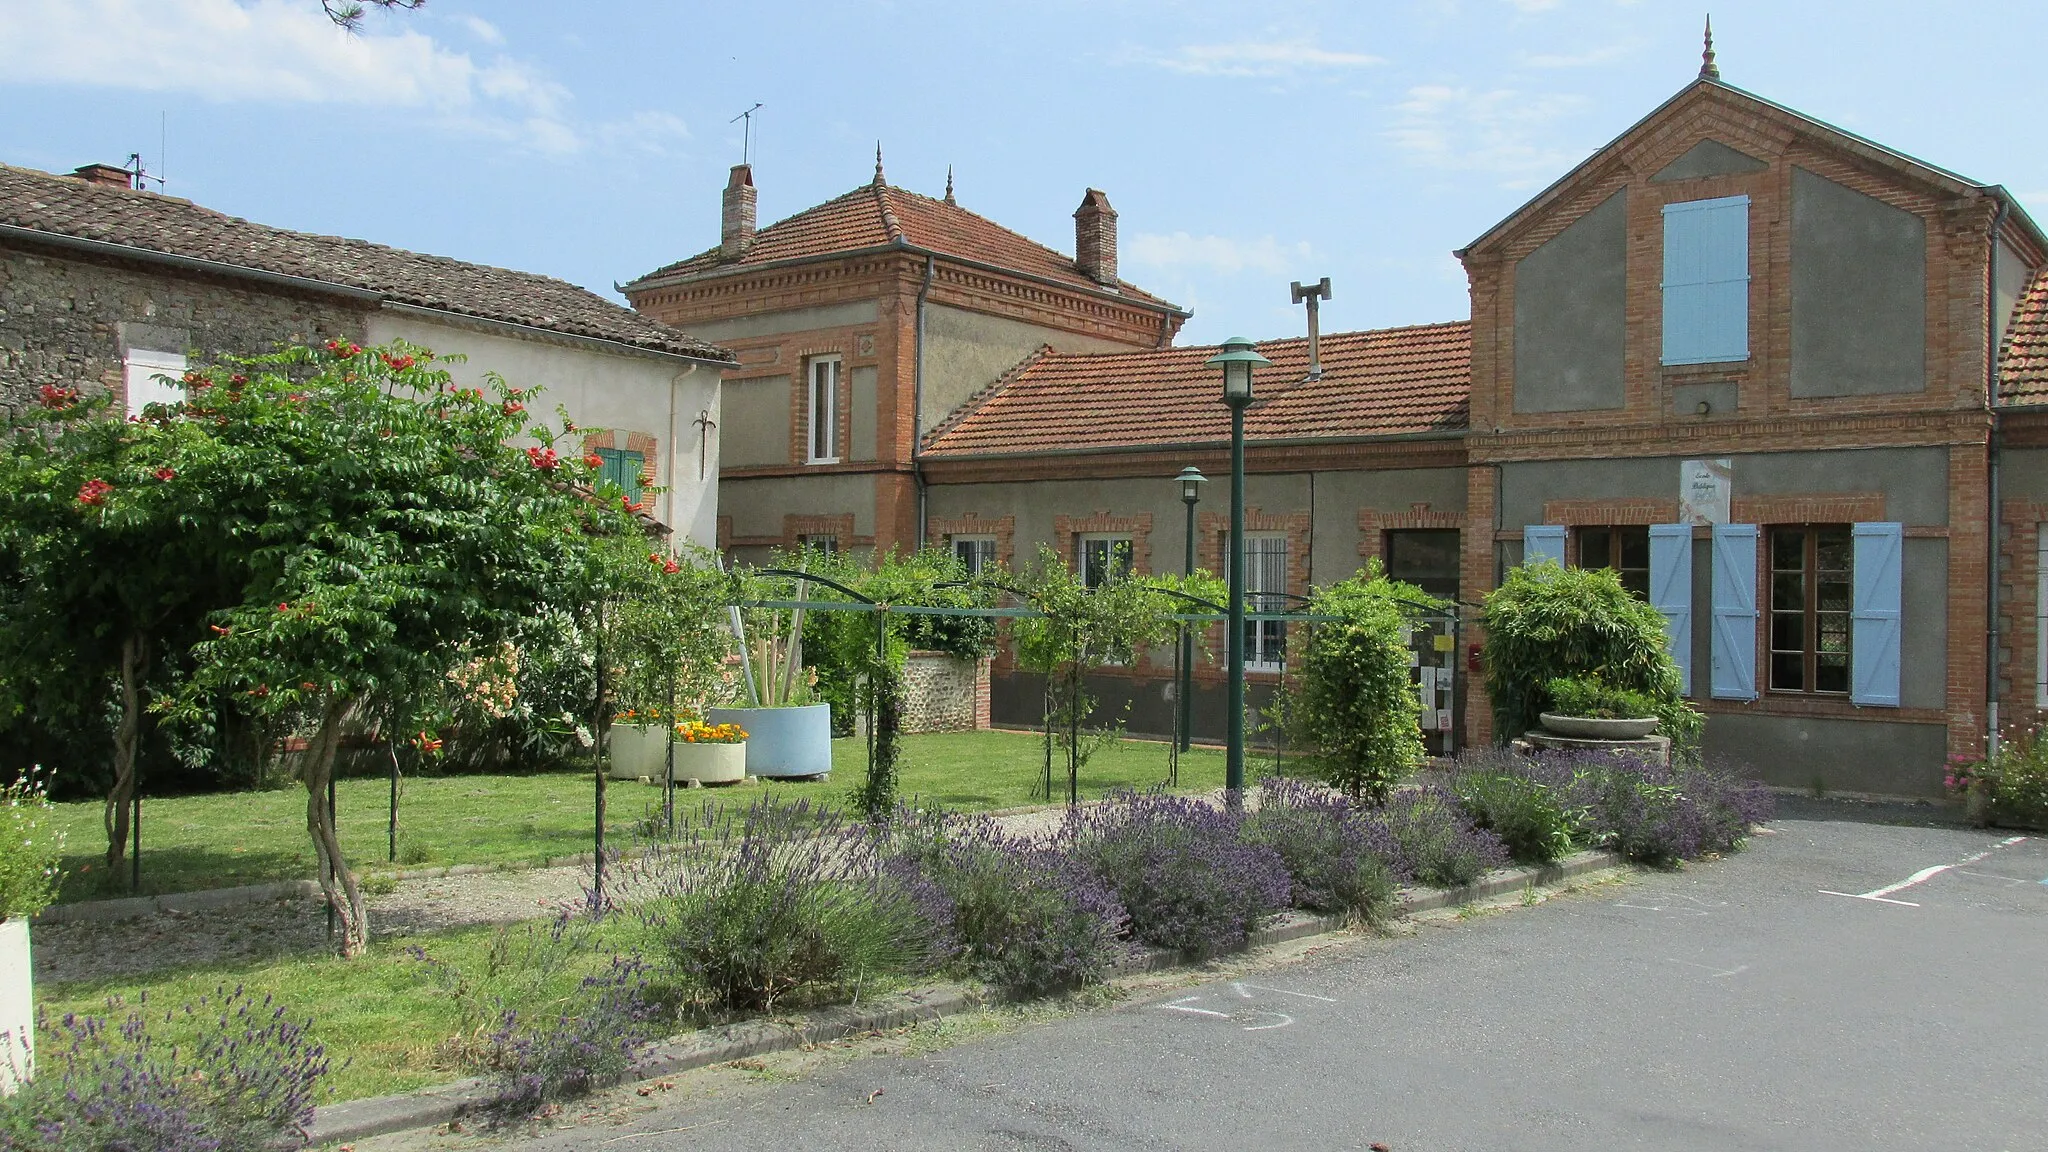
[1503,0,1561,10]
[0,0,581,153]
[1136,39,1383,79]
[1127,232,1315,277]
[1386,84,1589,188]
[1522,41,1636,68]
[596,110,692,156]
[459,14,504,45]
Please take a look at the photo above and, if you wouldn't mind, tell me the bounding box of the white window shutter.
[1710,523,1758,700]
[1649,524,1693,696]
[1851,522,1903,707]
[1523,525,1565,568]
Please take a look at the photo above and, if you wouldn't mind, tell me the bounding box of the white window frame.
[1245,533,1289,673]
[952,534,998,577]
[1078,534,1133,589]
[807,356,841,464]
[2037,527,2048,708]
[123,348,186,418]
[798,533,839,556]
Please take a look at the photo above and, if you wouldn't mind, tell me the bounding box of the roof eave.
[922,426,1469,461]
[378,301,735,367]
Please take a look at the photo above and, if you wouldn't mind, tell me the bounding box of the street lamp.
[1204,336,1271,798]
[1175,466,1206,754]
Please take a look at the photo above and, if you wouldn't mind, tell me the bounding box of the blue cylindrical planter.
[708,704,833,778]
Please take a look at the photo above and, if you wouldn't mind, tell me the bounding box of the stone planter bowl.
[670,741,747,785]
[1539,712,1661,740]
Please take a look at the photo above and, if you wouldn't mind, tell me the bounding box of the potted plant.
[607,705,682,780]
[1,766,63,1095]
[709,575,833,779]
[1539,675,1662,740]
[668,719,749,785]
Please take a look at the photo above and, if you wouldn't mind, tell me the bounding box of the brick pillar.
[721,164,756,261]
[1949,439,1990,760]
[974,657,992,730]
[1074,189,1118,286]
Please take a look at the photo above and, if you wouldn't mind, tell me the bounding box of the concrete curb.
[304,849,1627,1147]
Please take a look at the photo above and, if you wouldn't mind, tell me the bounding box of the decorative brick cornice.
[1468,410,1990,462]
[1729,493,1887,524]
[1538,498,1680,526]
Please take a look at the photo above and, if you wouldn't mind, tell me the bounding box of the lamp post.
[1205,336,1271,798]
[1175,466,1206,753]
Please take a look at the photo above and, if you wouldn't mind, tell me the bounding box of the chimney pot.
[721,164,757,261]
[1074,188,1118,286]
[71,162,135,189]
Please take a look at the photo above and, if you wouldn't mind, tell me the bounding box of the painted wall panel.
[1790,168,1926,397]
[1513,190,1626,413]
[720,375,790,467]
[682,300,879,343]
[921,303,1133,434]
[849,365,878,462]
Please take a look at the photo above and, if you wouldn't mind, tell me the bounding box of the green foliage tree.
[1479,562,1702,751]
[157,339,637,955]
[1276,568,1435,802]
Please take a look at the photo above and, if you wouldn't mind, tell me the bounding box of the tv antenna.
[730,102,763,165]
[124,112,168,192]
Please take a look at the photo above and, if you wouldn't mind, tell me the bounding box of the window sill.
[805,457,842,466]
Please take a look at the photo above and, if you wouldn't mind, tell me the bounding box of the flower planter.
[709,703,833,778]
[670,741,747,785]
[605,723,671,781]
[1538,713,1660,740]
[0,919,31,1095]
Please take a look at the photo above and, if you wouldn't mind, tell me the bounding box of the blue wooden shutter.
[1851,522,1903,707]
[1710,523,1758,700]
[1649,524,1693,696]
[1523,525,1565,568]
[1662,195,1750,365]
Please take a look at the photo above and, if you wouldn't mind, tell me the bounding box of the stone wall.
[902,651,989,734]
[0,244,368,418]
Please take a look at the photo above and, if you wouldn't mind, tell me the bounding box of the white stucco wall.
[365,310,722,550]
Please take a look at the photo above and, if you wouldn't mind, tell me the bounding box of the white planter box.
[671,742,747,785]
[606,724,671,780]
[0,918,30,1095]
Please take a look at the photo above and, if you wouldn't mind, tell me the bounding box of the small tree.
[1480,562,1701,751]
[1276,569,1435,802]
[164,340,635,955]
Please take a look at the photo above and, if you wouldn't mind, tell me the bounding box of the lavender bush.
[1363,783,1509,888]
[0,987,330,1151]
[478,955,663,1117]
[890,811,1127,996]
[1586,755,1772,866]
[1449,749,1592,865]
[1062,791,1291,958]
[1242,778,1400,923]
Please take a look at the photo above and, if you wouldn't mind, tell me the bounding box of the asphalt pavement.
[503,803,2048,1152]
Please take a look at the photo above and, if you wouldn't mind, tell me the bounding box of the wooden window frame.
[950,534,998,578]
[1574,525,1651,600]
[806,356,841,464]
[1767,524,1853,696]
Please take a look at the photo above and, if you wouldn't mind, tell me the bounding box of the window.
[1769,525,1852,694]
[1078,535,1133,589]
[1662,195,1750,365]
[1576,526,1650,599]
[592,447,645,509]
[123,348,186,418]
[1245,534,1289,672]
[952,535,998,577]
[807,357,840,463]
[1385,529,1460,600]
[797,533,839,556]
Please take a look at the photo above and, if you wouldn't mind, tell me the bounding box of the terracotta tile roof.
[2001,268,2048,405]
[922,322,1470,457]
[625,178,1181,311]
[0,162,732,362]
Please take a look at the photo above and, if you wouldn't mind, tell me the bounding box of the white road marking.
[1669,958,1749,978]
[1241,1012,1294,1032]
[1820,836,2028,907]
[1231,981,1339,1003]
[1616,902,1709,915]
[1955,869,2029,887]
[1160,996,1230,1018]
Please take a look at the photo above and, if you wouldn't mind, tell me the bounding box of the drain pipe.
[912,255,936,550]
[1987,197,2011,759]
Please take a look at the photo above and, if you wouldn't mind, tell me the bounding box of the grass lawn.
[47,730,1227,904]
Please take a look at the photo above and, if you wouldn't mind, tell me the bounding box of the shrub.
[1364,784,1508,887]
[1276,570,1435,802]
[1062,791,1291,957]
[1449,750,1590,866]
[1585,755,1772,866]
[634,798,947,1014]
[1984,730,2048,829]
[479,955,662,1117]
[1542,675,1662,721]
[1242,778,1401,922]
[893,812,1128,996]
[1480,564,1702,752]
[0,765,63,923]
[0,987,330,1151]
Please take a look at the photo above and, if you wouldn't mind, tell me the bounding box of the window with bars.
[1576,525,1651,599]
[1245,534,1288,672]
[1078,535,1133,589]
[952,535,998,577]
[807,357,841,464]
[592,447,645,508]
[1769,525,1852,694]
[1385,529,1460,600]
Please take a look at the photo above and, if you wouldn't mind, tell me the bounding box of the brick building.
[1,161,733,547]
[620,156,1187,562]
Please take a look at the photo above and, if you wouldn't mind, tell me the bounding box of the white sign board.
[1680,459,1732,525]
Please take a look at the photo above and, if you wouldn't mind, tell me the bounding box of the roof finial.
[1700,14,1719,80]
[944,165,955,205]
[873,142,885,187]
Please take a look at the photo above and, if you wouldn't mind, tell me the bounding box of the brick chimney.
[721,164,756,261]
[1074,188,1118,286]
[71,162,134,189]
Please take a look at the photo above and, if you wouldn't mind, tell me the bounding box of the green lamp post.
[1204,336,1271,798]
[1175,465,1207,753]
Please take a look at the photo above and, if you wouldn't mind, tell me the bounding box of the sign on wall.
[1680,459,1732,525]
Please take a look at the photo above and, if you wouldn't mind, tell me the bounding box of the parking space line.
[1819,836,2028,907]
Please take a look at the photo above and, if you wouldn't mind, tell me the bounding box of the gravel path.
[31,797,1231,986]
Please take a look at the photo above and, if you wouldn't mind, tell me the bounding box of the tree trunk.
[103,632,150,870]
[304,696,368,956]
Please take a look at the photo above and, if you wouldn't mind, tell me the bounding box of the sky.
[3,0,2046,347]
